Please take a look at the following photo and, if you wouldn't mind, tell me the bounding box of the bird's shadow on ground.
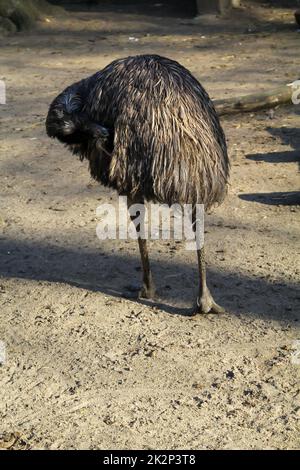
[0,237,299,322]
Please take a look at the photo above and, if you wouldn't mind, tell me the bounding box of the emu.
[46,54,229,314]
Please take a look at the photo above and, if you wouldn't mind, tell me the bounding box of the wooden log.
[213,82,298,116]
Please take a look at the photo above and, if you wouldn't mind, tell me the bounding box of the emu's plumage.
[46,54,229,209]
[46,54,230,314]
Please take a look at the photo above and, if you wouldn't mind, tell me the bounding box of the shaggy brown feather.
[46,54,229,209]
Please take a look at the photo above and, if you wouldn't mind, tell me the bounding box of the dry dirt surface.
[0,1,299,450]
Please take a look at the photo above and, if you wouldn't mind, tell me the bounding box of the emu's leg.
[127,197,155,299]
[192,208,224,314]
[137,238,155,299]
[195,246,225,314]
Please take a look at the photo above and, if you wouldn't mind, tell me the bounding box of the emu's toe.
[138,284,156,300]
[194,291,225,315]
[123,283,155,300]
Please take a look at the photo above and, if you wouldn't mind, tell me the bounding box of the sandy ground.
[0,1,299,450]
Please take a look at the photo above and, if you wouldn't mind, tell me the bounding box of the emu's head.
[46,90,83,144]
[46,105,76,140]
[46,85,111,153]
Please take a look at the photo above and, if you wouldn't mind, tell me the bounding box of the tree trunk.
[213,83,298,116]
[0,0,63,33]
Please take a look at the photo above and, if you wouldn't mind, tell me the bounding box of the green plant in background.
[0,0,63,33]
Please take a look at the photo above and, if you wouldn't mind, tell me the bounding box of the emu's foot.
[123,283,155,300]
[138,284,156,300]
[193,290,225,315]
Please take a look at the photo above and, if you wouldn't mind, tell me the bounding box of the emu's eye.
[56,109,64,119]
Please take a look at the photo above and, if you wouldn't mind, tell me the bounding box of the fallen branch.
[213,82,299,116]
